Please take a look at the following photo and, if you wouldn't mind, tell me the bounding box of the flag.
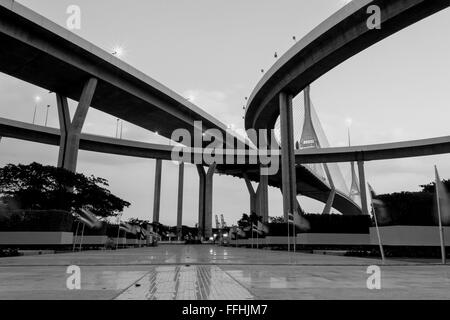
[252,223,262,235]
[435,166,450,225]
[288,211,310,232]
[236,227,246,237]
[77,208,101,229]
[288,212,294,223]
[119,222,133,233]
[368,184,383,206]
[257,221,269,234]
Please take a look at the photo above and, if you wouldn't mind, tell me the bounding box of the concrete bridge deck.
[0,245,449,300]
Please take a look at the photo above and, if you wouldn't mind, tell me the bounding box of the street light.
[33,96,41,124]
[111,46,125,58]
[115,118,120,138]
[44,105,50,127]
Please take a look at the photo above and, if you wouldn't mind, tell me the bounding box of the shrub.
[0,210,73,232]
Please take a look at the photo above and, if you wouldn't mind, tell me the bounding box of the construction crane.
[215,215,220,229]
[220,214,227,228]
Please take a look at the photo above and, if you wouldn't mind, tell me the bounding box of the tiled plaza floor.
[0,245,448,299]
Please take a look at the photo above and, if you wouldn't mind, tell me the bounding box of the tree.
[376,178,450,226]
[237,213,250,229]
[269,216,285,224]
[420,179,450,193]
[0,162,130,218]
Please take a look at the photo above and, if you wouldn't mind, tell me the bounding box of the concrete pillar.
[204,163,216,239]
[357,160,369,215]
[176,162,184,240]
[255,184,261,217]
[152,159,162,223]
[322,189,336,215]
[56,93,70,168]
[243,173,257,215]
[259,169,269,223]
[296,199,304,215]
[322,164,336,215]
[196,163,216,239]
[279,92,297,221]
[196,165,206,238]
[56,78,97,172]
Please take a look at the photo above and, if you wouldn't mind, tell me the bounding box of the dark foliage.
[376,179,450,226]
[0,210,73,232]
[72,221,107,236]
[0,162,130,218]
[268,214,371,235]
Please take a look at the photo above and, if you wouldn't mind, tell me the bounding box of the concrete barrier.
[370,226,450,246]
[112,237,126,247]
[73,235,108,246]
[228,227,450,247]
[126,239,138,246]
[0,232,73,245]
[297,233,370,245]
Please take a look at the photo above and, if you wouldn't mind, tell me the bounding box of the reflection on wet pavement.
[1,245,449,299]
[116,265,253,300]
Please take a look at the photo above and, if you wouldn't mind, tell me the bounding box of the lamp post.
[44,105,50,127]
[115,118,120,138]
[112,46,124,59]
[32,96,41,124]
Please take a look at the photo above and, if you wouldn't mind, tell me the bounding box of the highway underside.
[0,245,449,300]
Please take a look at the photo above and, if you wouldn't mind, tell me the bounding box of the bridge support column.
[204,163,216,239]
[279,92,297,221]
[322,189,336,215]
[196,163,216,239]
[357,160,369,215]
[196,165,206,238]
[56,78,97,172]
[243,173,257,215]
[322,164,336,215]
[176,162,184,240]
[152,159,162,223]
[259,168,269,223]
[243,170,268,222]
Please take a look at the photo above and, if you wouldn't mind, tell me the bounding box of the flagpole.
[79,223,85,252]
[292,213,296,254]
[251,224,254,249]
[371,200,385,263]
[287,213,290,254]
[435,166,446,264]
[257,224,259,250]
[116,225,120,250]
[72,220,80,252]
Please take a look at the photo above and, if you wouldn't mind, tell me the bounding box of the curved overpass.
[1,1,449,217]
[244,0,449,214]
[0,0,247,148]
[245,0,449,132]
[3,117,450,215]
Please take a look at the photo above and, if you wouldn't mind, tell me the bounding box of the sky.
[0,0,449,227]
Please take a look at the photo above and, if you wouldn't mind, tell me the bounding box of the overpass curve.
[244,0,449,214]
[4,118,450,215]
[245,0,449,133]
[0,0,246,148]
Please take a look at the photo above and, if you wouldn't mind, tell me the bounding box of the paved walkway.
[0,245,449,299]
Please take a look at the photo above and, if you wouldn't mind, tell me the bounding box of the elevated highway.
[3,117,450,215]
[244,0,449,217]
